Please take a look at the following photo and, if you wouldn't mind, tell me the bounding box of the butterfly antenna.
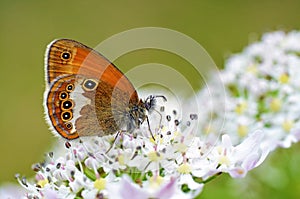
[145,95,167,102]
[154,95,167,102]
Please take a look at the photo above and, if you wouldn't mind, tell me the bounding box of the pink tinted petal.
[0,184,26,199]
[255,143,270,167]
[43,187,58,199]
[119,177,148,199]
[155,177,176,199]
[292,129,300,140]
[242,153,260,171]
[35,173,45,181]
[234,130,264,159]
[228,167,247,178]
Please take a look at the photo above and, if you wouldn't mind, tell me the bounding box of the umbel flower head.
[16,111,266,199]
[197,31,300,151]
[13,30,300,199]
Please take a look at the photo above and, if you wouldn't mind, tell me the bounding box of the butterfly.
[44,39,166,141]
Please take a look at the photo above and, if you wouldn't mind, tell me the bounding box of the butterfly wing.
[44,39,139,139]
[45,39,138,102]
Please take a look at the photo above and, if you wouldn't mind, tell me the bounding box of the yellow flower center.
[147,151,163,162]
[175,143,188,153]
[270,98,282,112]
[149,176,164,189]
[150,135,157,144]
[247,64,257,74]
[279,73,289,84]
[37,179,48,188]
[177,163,191,174]
[282,120,294,132]
[94,178,106,190]
[219,155,230,166]
[235,101,248,115]
[118,154,125,165]
[237,125,248,137]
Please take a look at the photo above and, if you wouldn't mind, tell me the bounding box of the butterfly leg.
[152,108,163,129]
[105,130,126,154]
[146,115,156,141]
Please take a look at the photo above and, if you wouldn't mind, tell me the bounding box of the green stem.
[193,172,223,184]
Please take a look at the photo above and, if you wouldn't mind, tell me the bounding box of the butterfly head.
[126,95,167,134]
[143,95,167,112]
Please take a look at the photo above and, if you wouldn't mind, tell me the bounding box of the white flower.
[199,31,300,151]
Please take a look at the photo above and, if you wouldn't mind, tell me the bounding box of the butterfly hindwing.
[46,74,138,139]
[46,75,80,139]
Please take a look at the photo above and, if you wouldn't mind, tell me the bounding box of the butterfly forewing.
[45,39,141,139]
[45,39,139,102]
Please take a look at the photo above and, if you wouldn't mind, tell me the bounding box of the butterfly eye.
[61,100,74,110]
[65,122,73,130]
[60,51,71,61]
[66,84,74,92]
[59,91,69,100]
[61,111,73,122]
[82,79,98,91]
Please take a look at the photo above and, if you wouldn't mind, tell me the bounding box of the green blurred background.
[1,0,300,198]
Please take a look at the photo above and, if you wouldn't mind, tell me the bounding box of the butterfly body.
[44,39,153,140]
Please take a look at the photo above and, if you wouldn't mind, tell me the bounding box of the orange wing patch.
[46,39,139,103]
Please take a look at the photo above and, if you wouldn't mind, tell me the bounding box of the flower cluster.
[16,116,266,199]
[198,31,300,150]
[9,31,300,199]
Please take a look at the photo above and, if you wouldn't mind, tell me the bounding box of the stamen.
[166,115,171,121]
